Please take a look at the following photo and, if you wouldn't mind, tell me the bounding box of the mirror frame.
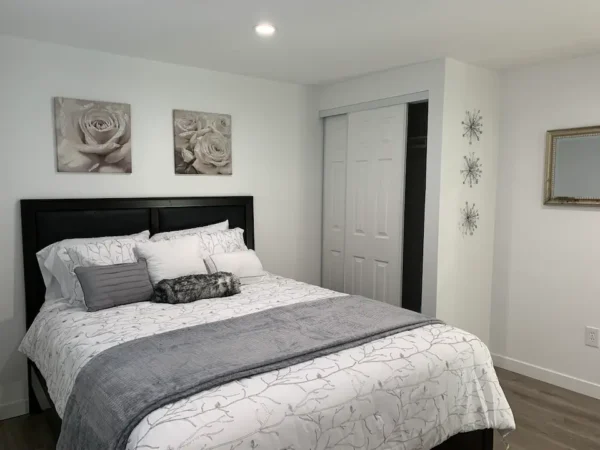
[545,125,600,206]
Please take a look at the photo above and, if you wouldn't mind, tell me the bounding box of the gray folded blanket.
[57,295,442,450]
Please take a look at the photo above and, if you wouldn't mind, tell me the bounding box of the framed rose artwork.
[54,97,132,173]
[173,109,232,175]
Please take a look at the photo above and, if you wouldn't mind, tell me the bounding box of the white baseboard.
[492,353,600,400]
[0,399,28,421]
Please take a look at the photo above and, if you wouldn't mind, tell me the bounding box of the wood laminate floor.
[1,368,599,450]
[492,368,600,450]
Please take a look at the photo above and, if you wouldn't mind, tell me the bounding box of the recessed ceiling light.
[255,23,276,37]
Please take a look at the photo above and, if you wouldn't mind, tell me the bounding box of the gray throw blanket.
[57,295,442,450]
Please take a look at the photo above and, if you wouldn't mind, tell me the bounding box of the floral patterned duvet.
[20,274,514,450]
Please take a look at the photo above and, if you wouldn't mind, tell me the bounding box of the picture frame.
[544,125,600,205]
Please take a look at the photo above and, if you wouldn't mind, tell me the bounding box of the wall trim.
[319,91,428,118]
[492,353,600,400]
[0,399,28,421]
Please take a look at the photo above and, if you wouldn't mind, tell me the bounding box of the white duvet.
[20,274,514,450]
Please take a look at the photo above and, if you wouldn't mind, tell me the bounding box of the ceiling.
[2,0,600,85]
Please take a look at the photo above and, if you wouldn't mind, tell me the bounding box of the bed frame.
[20,196,492,449]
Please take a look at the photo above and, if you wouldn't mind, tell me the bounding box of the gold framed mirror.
[545,125,600,205]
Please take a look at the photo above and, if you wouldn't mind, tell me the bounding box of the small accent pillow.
[204,250,266,285]
[135,235,207,285]
[44,231,151,303]
[75,260,153,312]
[150,220,229,242]
[197,228,247,258]
[150,272,241,304]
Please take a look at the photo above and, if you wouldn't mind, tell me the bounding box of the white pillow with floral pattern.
[44,232,150,303]
[150,220,228,242]
[197,228,247,258]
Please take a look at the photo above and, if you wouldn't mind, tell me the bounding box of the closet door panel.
[322,115,348,291]
[344,105,407,306]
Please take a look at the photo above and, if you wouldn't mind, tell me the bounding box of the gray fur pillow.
[150,272,241,304]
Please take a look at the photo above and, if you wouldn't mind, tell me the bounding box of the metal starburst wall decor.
[459,202,479,236]
[462,109,483,145]
[460,152,482,187]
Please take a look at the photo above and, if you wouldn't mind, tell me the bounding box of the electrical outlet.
[585,326,599,348]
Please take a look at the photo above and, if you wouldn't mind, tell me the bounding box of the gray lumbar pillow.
[150,272,241,304]
[75,260,153,312]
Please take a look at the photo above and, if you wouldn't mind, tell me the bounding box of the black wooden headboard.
[20,196,254,328]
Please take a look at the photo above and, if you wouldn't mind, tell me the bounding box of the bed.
[20,196,514,450]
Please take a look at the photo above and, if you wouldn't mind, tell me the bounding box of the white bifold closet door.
[322,104,407,307]
[322,115,348,293]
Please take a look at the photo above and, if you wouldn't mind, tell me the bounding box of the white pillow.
[197,228,248,258]
[136,235,208,285]
[151,220,229,242]
[204,250,265,285]
[39,231,150,303]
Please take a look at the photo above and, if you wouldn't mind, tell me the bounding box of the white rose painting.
[54,97,132,173]
[173,109,232,175]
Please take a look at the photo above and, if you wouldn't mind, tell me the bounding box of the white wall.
[491,53,600,399]
[0,36,322,419]
[436,60,499,344]
[318,59,447,317]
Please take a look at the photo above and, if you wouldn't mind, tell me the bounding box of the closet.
[322,102,428,310]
